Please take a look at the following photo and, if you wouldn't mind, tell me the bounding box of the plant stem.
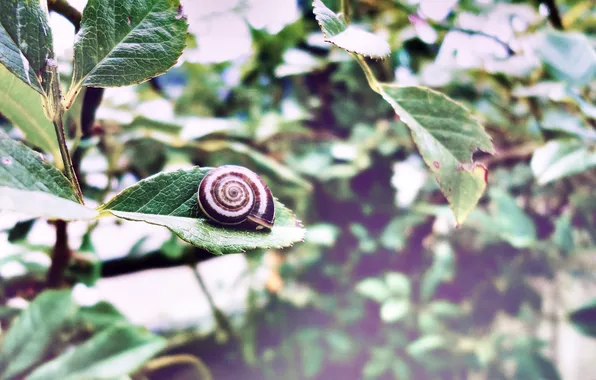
[53,113,84,203]
[47,220,70,288]
[341,0,351,24]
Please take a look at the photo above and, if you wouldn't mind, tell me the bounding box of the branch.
[100,247,217,278]
[46,221,71,288]
[48,0,82,32]
[72,88,104,180]
[542,0,564,30]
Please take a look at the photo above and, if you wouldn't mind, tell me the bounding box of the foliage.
[1,0,595,378]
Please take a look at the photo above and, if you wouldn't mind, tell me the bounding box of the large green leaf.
[0,290,77,380]
[312,0,390,58]
[65,0,188,107]
[0,0,52,94]
[378,85,495,224]
[531,140,596,185]
[536,31,596,86]
[569,299,596,338]
[0,133,98,220]
[98,167,305,254]
[27,325,166,380]
[0,66,59,159]
[0,0,61,118]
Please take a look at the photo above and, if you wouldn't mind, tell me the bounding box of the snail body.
[197,165,275,230]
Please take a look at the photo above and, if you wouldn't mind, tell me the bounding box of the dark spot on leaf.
[176,5,187,20]
[127,16,131,25]
[1,157,12,165]
[433,161,440,169]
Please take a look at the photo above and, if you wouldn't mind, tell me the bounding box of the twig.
[46,221,71,288]
[47,0,82,32]
[192,266,237,342]
[542,0,564,30]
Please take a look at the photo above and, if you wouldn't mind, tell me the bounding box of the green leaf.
[378,85,495,225]
[384,272,411,297]
[98,167,304,254]
[355,277,390,303]
[531,140,596,185]
[66,0,188,106]
[27,325,166,380]
[536,31,596,86]
[0,0,61,118]
[0,66,59,160]
[379,214,426,251]
[0,0,53,94]
[0,133,98,220]
[489,188,536,248]
[312,0,390,58]
[380,299,410,322]
[553,212,574,254]
[569,299,596,338]
[78,302,128,331]
[406,335,447,359]
[0,290,77,380]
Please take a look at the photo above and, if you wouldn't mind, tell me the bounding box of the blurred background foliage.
[1,0,596,379]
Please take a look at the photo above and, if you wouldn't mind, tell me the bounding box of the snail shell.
[197,165,275,230]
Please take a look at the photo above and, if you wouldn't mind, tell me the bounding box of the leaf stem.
[53,113,84,203]
[354,54,381,93]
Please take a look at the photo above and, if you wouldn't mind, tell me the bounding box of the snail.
[197,165,275,230]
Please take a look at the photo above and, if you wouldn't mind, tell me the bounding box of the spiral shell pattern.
[198,165,275,229]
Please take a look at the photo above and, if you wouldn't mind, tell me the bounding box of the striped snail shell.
[197,165,275,230]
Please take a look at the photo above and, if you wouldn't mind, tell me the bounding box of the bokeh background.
[1,0,596,379]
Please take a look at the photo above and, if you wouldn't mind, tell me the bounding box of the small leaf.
[27,325,166,380]
[406,335,447,359]
[0,66,59,160]
[378,85,495,225]
[0,133,98,220]
[66,0,189,106]
[312,0,390,58]
[355,277,390,303]
[553,212,574,254]
[98,167,304,254]
[536,31,596,86]
[380,299,410,322]
[569,299,596,338]
[489,188,536,248]
[380,214,426,251]
[0,290,77,380]
[384,272,411,297]
[531,140,596,185]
